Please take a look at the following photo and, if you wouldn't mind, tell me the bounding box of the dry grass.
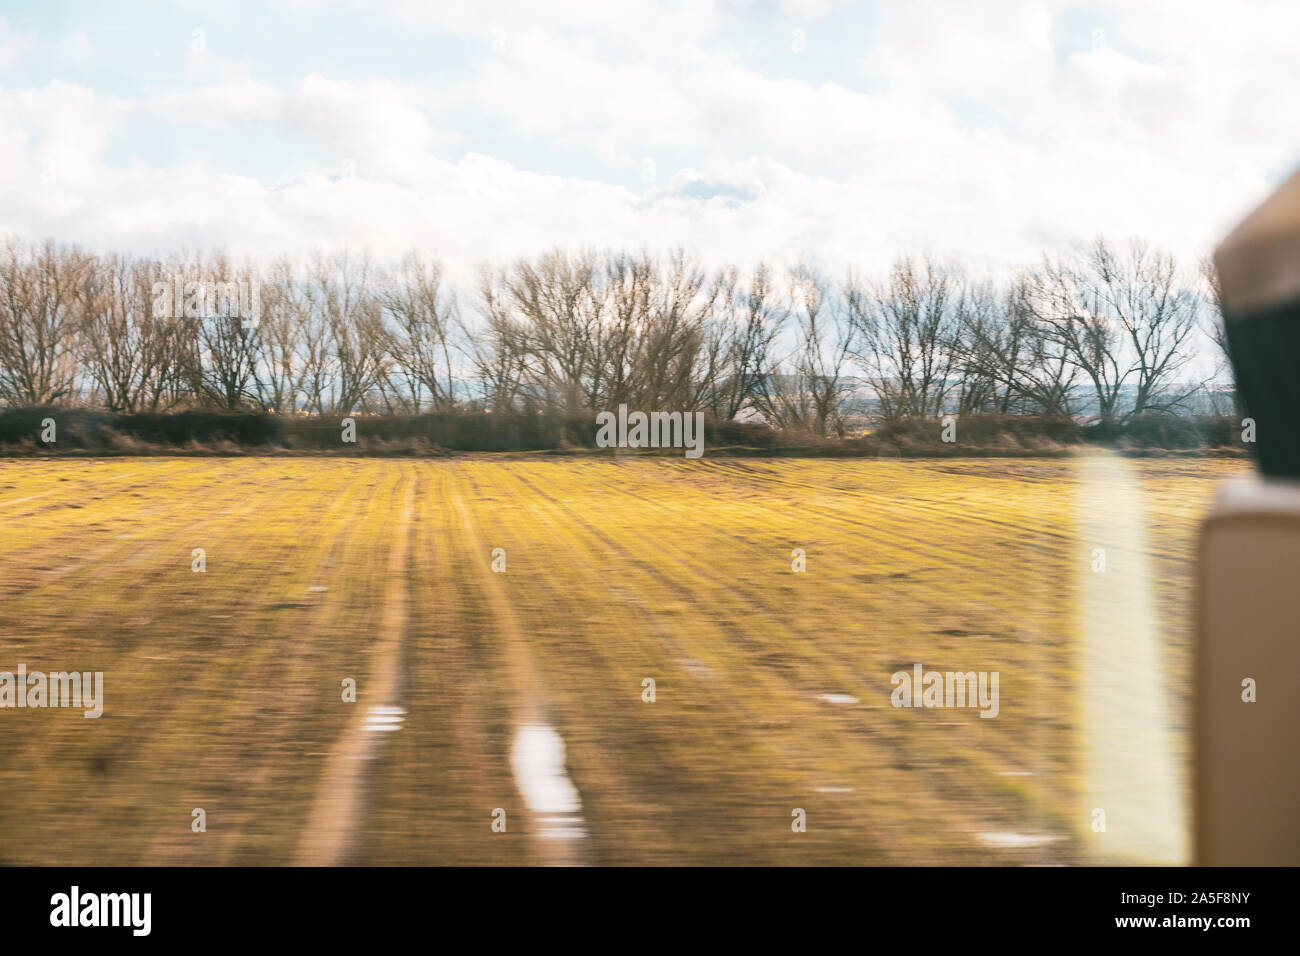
[0,454,1247,864]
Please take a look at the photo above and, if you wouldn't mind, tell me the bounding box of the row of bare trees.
[0,237,1225,428]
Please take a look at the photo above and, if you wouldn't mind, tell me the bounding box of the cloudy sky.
[1,0,1296,282]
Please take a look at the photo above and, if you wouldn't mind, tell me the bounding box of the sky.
[0,0,1297,285]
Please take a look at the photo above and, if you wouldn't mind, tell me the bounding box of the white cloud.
[778,0,834,21]
[55,30,94,67]
[0,0,1295,290]
[0,17,33,72]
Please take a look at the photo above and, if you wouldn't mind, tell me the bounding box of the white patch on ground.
[511,724,586,840]
[1075,452,1188,864]
[815,786,854,793]
[977,832,1062,848]
[818,693,858,704]
[681,658,714,679]
[362,705,405,733]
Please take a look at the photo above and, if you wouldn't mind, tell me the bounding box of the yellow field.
[0,454,1247,865]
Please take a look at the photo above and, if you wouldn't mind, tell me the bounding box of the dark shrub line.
[0,407,1248,457]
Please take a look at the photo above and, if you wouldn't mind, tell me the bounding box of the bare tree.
[254,257,307,414]
[378,251,458,412]
[754,265,853,435]
[78,254,178,411]
[952,276,1077,416]
[948,279,1002,414]
[0,239,87,405]
[295,271,332,414]
[621,249,714,410]
[598,250,652,409]
[502,249,606,414]
[466,265,529,413]
[306,250,386,413]
[185,255,262,410]
[1200,255,1239,415]
[1089,239,1200,415]
[0,236,1215,431]
[702,263,789,420]
[1031,239,1200,419]
[1026,250,1128,418]
[846,257,959,420]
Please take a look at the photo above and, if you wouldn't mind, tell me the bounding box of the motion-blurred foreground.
[0,456,1242,865]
